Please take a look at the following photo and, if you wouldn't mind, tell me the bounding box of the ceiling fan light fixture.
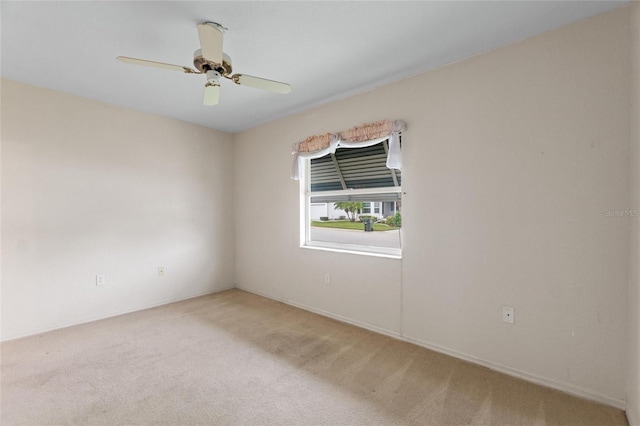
[203,82,220,106]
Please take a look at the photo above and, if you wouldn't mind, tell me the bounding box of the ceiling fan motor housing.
[206,70,221,84]
[194,49,232,76]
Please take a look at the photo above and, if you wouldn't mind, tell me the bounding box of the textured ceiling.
[1,1,629,133]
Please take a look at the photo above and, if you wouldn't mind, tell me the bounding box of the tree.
[333,202,363,222]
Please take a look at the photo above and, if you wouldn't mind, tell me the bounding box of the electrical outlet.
[502,306,515,324]
[324,272,331,284]
[158,266,165,277]
[96,274,106,286]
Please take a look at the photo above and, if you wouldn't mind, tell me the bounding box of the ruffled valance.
[341,120,396,142]
[291,119,406,180]
[298,133,333,152]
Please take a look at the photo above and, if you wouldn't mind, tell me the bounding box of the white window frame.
[299,159,402,259]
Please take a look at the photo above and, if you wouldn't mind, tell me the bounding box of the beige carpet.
[1,289,628,425]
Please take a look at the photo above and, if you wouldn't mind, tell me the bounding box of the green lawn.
[311,220,397,232]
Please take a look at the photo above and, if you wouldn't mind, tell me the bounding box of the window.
[361,202,383,215]
[301,140,402,257]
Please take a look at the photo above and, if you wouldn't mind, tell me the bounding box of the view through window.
[302,140,402,257]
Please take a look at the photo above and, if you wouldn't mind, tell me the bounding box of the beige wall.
[1,79,235,340]
[628,2,640,424]
[234,6,632,407]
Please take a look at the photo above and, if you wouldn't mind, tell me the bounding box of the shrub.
[384,213,402,227]
[393,212,402,227]
[320,216,329,221]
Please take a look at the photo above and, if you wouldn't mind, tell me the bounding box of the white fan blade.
[117,56,197,73]
[197,23,223,65]
[232,74,291,94]
[203,83,220,106]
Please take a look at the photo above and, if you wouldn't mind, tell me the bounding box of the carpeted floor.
[1,289,628,425]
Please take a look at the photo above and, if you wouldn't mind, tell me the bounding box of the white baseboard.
[237,285,402,340]
[236,285,627,412]
[1,285,235,343]
[399,334,626,411]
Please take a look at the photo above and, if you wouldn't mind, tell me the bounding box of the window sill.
[301,243,402,259]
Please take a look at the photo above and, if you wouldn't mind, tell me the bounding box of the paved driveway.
[310,227,401,248]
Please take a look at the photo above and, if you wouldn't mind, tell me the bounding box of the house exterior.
[310,201,398,221]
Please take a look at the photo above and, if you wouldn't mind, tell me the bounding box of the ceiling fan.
[117,22,291,106]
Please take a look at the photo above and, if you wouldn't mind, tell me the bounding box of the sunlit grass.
[311,220,396,232]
